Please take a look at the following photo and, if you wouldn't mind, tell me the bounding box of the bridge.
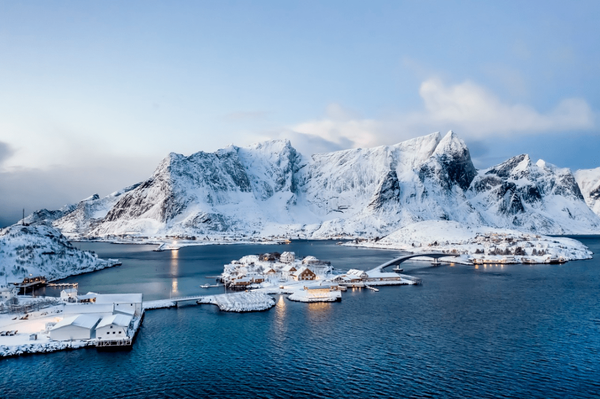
[368,252,460,274]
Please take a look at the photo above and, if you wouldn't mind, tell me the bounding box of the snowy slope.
[27,131,600,239]
[574,167,600,217]
[0,224,118,283]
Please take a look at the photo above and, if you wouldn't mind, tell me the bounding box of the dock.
[47,283,78,288]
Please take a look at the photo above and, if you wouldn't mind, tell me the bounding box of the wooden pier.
[47,283,78,288]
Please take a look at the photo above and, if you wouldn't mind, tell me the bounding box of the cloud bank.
[284,78,595,154]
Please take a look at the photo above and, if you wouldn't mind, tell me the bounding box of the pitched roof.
[94,293,143,304]
[97,314,133,329]
[52,314,101,330]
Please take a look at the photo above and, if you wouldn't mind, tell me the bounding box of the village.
[220,251,421,302]
[0,251,422,358]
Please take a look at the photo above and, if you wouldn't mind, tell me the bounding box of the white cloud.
[420,78,594,136]
[282,78,595,152]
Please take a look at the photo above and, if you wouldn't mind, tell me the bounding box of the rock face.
[25,131,600,239]
[468,156,596,234]
[575,167,600,217]
[0,224,116,282]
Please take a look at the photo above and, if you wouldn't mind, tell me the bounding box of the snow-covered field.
[349,220,592,264]
[0,303,91,358]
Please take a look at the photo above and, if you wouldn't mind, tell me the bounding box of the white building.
[302,255,320,265]
[0,286,15,302]
[94,293,143,316]
[60,288,78,302]
[96,314,132,340]
[280,251,295,263]
[49,314,101,341]
[63,303,114,315]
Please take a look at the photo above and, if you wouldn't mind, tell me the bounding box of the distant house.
[282,265,297,277]
[60,288,78,302]
[265,268,277,276]
[280,251,295,263]
[346,269,368,280]
[302,256,320,265]
[231,277,253,287]
[294,267,317,281]
[0,287,15,302]
[262,253,276,261]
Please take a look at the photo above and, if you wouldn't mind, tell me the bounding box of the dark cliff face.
[549,173,584,200]
[418,133,477,191]
[368,171,401,210]
[590,184,600,201]
[486,154,529,179]
[470,154,585,217]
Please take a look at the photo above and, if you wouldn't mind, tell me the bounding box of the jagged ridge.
[23,131,600,238]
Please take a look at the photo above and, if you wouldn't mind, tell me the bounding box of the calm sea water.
[2,238,600,398]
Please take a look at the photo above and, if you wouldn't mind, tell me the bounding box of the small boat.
[200,284,221,288]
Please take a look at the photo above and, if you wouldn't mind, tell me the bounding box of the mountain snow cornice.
[28,131,600,239]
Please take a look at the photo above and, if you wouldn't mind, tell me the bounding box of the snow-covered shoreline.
[347,221,593,265]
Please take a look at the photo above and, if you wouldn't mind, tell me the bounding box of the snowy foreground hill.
[0,225,118,283]
[25,131,600,240]
[350,220,592,264]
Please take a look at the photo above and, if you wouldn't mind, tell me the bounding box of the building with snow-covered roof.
[94,293,143,316]
[293,267,317,281]
[0,286,15,302]
[96,314,132,340]
[346,269,368,279]
[302,256,319,265]
[49,314,101,341]
[61,288,78,302]
[280,251,295,263]
[63,303,114,315]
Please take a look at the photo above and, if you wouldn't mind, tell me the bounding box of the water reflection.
[307,302,332,313]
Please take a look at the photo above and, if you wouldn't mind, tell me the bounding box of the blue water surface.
[1,238,600,398]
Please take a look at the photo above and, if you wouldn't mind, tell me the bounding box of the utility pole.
[22,209,25,225]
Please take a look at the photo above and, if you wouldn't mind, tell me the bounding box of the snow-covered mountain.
[26,131,600,239]
[468,155,597,234]
[574,167,600,217]
[0,224,118,283]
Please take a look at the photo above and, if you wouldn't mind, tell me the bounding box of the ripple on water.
[3,239,600,398]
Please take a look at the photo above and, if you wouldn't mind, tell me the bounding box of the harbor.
[0,248,445,358]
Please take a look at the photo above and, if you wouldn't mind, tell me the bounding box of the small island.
[219,251,421,303]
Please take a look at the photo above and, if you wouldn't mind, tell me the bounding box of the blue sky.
[0,1,599,225]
